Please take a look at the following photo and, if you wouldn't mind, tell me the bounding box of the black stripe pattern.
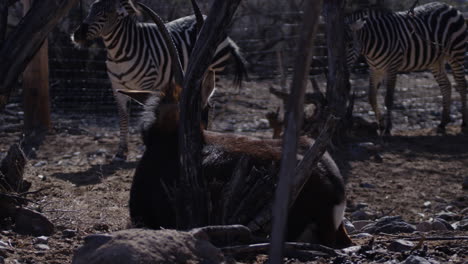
[346,2,467,135]
[72,0,246,160]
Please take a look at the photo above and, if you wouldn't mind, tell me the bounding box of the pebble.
[62,229,77,238]
[453,218,468,231]
[433,218,453,230]
[34,244,50,251]
[387,239,414,252]
[416,221,433,232]
[362,216,416,234]
[33,161,47,167]
[33,236,49,245]
[343,218,356,233]
[352,232,373,239]
[351,210,376,221]
[359,182,376,188]
[352,220,374,231]
[435,211,459,221]
[402,255,439,264]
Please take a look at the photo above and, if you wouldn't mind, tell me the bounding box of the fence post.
[21,0,51,141]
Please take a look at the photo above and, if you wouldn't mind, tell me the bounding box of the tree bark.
[324,0,351,122]
[177,0,242,229]
[0,0,8,44]
[0,0,78,103]
[268,1,323,263]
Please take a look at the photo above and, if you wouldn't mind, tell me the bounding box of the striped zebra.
[346,2,467,135]
[72,0,247,160]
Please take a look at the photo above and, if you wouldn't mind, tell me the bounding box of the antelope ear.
[349,19,366,31]
[117,89,157,105]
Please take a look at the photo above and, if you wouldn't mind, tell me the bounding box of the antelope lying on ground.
[125,3,351,248]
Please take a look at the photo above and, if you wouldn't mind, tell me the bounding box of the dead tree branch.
[0,0,78,103]
[177,0,243,229]
[268,0,323,263]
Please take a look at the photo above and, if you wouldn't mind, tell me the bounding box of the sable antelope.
[71,0,247,160]
[125,3,351,248]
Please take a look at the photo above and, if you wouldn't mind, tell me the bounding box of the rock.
[352,232,373,239]
[351,210,376,221]
[62,229,77,238]
[433,218,454,230]
[435,211,459,221]
[416,221,433,232]
[33,236,49,244]
[341,245,361,255]
[362,216,416,234]
[453,218,468,231]
[387,239,414,252]
[352,220,374,231]
[462,176,468,190]
[14,208,54,236]
[0,256,4,264]
[72,229,225,264]
[461,207,468,216]
[402,255,439,264]
[34,244,50,251]
[359,183,376,188]
[343,218,356,234]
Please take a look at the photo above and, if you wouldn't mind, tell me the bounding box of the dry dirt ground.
[0,73,467,263]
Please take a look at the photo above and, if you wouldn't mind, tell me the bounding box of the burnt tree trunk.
[0,0,78,104]
[0,0,8,44]
[268,1,323,263]
[22,0,51,148]
[177,0,242,229]
[324,0,351,142]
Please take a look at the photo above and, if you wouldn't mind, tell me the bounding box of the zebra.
[346,2,467,135]
[71,0,247,160]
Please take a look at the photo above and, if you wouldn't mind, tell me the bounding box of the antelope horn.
[136,2,184,87]
[190,0,204,34]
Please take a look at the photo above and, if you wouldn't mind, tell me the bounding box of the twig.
[221,242,339,257]
[0,192,35,204]
[19,187,49,196]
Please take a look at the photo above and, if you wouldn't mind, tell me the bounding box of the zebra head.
[345,18,367,68]
[71,0,139,46]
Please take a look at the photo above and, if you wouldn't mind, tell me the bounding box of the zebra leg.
[113,87,130,161]
[448,58,467,134]
[369,71,384,134]
[430,63,452,134]
[383,72,398,136]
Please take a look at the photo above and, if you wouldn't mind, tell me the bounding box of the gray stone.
[14,208,54,236]
[351,210,376,221]
[402,255,439,264]
[460,207,468,216]
[343,218,356,234]
[72,229,225,264]
[416,221,433,232]
[34,244,50,251]
[453,218,468,231]
[362,216,416,234]
[387,239,414,252]
[352,232,373,238]
[433,218,454,230]
[435,211,459,221]
[62,229,77,238]
[33,236,49,245]
[353,220,374,231]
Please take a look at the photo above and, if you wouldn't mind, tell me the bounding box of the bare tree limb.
[0,0,78,101]
[268,1,323,263]
[177,0,242,229]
